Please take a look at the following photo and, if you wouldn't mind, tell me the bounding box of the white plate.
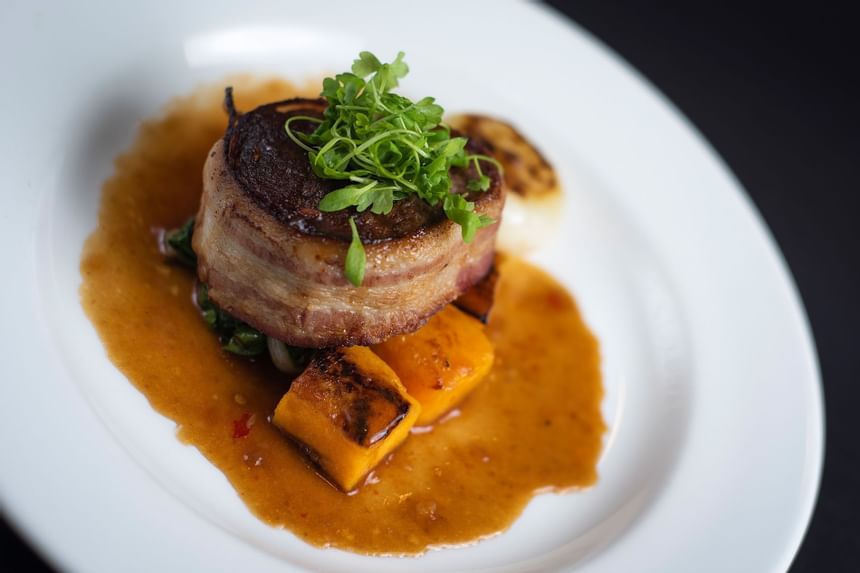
[0,2,823,572]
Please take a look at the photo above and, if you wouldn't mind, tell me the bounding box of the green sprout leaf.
[443,194,494,243]
[467,175,491,192]
[195,282,267,357]
[223,324,268,356]
[351,51,383,77]
[345,217,366,287]
[318,184,371,212]
[285,51,501,286]
[164,217,196,267]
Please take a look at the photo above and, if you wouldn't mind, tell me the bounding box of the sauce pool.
[80,79,605,555]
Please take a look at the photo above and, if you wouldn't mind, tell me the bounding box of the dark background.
[3,1,857,570]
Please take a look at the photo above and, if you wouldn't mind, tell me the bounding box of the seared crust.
[224,97,497,242]
[193,97,504,348]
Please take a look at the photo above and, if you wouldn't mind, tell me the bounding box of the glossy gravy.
[80,79,605,554]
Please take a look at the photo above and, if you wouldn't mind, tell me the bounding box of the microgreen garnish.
[285,51,500,285]
[345,216,366,287]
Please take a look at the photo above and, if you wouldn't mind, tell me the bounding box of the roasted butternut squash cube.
[372,305,494,425]
[273,347,420,491]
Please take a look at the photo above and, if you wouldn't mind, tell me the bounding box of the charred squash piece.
[454,264,499,324]
[273,347,420,491]
[372,306,494,425]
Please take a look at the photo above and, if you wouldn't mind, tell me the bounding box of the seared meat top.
[223,94,501,242]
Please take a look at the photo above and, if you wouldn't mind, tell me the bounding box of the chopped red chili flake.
[232,412,255,439]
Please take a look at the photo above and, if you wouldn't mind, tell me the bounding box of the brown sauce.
[80,79,605,555]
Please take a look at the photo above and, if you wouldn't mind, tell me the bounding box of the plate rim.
[0,2,823,572]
